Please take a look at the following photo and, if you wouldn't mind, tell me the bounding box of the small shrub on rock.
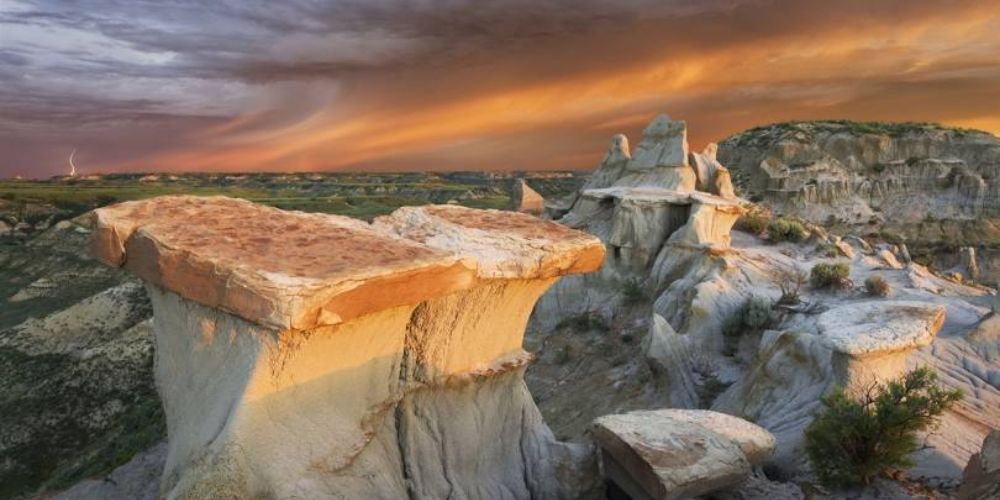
[805,367,962,488]
[815,242,841,258]
[767,217,808,243]
[742,296,773,331]
[723,296,774,355]
[621,278,645,305]
[864,275,891,297]
[811,262,851,289]
[737,207,771,236]
[774,267,808,305]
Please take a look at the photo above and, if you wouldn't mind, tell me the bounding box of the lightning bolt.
[69,149,77,176]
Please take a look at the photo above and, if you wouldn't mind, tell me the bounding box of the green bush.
[864,275,891,297]
[775,267,808,305]
[723,296,773,355]
[815,242,841,258]
[738,208,771,236]
[811,262,850,289]
[767,217,808,242]
[742,296,773,331]
[805,368,962,488]
[621,278,645,305]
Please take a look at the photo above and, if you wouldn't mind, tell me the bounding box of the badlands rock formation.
[712,301,947,468]
[717,121,1000,283]
[592,409,775,500]
[549,114,741,279]
[532,113,1000,495]
[719,121,1000,222]
[91,196,603,499]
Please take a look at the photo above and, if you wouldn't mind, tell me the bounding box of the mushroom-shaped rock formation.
[91,196,604,499]
[816,301,945,392]
[712,301,946,470]
[552,113,744,280]
[510,178,546,214]
[591,409,775,500]
[561,187,742,273]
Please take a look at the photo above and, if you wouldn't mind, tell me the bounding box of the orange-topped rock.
[374,205,606,279]
[92,196,477,329]
[88,196,606,499]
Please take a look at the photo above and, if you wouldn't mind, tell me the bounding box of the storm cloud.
[1,0,998,177]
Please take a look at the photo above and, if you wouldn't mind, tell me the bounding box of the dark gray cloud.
[1,0,998,176]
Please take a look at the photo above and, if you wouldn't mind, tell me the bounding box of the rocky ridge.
[534,114,1000,497]
[718,121,1000,283]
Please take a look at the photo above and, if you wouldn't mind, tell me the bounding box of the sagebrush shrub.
[742,296,773,331]
[621,278,645,305]
[767,217,808,242]
[811,262,850,289]
[805,367,962,488]
[723,296,773,355]
[864,275,891,297]
[774,267,808,305]
[738,208,771,236]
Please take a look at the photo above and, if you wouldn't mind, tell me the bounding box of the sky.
[1,0,999,178]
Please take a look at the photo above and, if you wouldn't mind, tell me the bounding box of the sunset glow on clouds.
[1,0,999,177]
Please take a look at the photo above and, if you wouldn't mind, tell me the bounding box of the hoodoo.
[91,196,603,499]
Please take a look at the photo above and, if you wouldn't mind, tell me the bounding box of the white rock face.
[691,143,737,199]
[91,196,604,499]
[591,409,775,500]
[582,134,633,192]
[630,114,690,171]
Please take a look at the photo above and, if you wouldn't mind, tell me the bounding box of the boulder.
[591,409,775,500]
[958,429,1000,500]
[91,195,604,499]
[510,178,545,214]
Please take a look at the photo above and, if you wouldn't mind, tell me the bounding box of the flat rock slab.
[375,205,605,279]
[92,196,603,330]
[816,301,945,357]
[592,409,775,500]
[640,409,776,464]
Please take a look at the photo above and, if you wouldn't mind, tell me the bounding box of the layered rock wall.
[91,196,604,499]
